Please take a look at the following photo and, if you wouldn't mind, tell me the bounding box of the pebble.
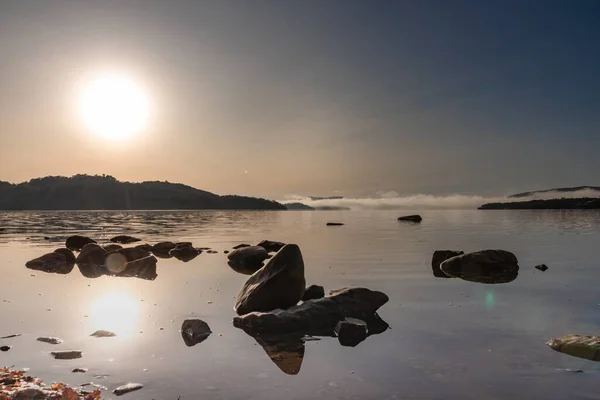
[37,337,64,345]
[0,345,11,351]
[113,383,143,396]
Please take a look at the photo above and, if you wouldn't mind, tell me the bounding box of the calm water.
[1,210,600,399]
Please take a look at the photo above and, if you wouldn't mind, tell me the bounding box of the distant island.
[284,202,315,210]
[480,198,600,210]
[509,186,600,198]
[0,175,286,210]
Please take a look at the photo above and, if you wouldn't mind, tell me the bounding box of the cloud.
[280,189,600,210]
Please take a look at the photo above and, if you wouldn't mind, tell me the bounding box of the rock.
[326,222,344,226]
[50,350,82,360]
[25,252,73,274]
[37,336,63,344]
[113,383,143,396]
[227,246,269,273]
[440,249,519,284]
[257,240,286,253]
[547,334,600,362]
[66,235,96,251]
[535,264,549,272]
[135,243,153,252]
[75,243,107,266]
[233,243,251,249]
[72,368,88,373]
[0,334,21,339]
[53,248,76,263]
[234,287,388,334]
[169,244,200,262]
[302,285,325,301]
[181,319,212,347]
[207,250,218,254]
[176,242,193,247]
[91,330,116,337]
[105,247,150,273]
[110,247,151,262]
[110,235,141,244]
[103,244,123,252]
[151,241,177,258]
[335,318,368,347]
[234,244,306,315]
[120,256,158,281]
[0,345,11,351]
[398,214,422,222]
[431,250,464,278]
[76,263,108,279]
[224,250,230,254]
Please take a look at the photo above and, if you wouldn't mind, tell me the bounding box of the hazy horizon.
[1,0,599,199]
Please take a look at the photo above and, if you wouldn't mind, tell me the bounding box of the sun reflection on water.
[89,292,139,337]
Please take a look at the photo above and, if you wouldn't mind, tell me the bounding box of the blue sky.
[0,0,598,197]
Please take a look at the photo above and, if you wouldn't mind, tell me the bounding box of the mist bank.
[282,188,600,211]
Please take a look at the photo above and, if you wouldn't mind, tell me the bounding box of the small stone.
[397,214,422,222]
[72,368,88,373]
[535,264,549,272]
[113,383,143,396]
[181,319,212,347]
[91,330,116,337]
[334,318,368,347]
[0,345,11,351]
[326,222,344,226]
[37,336,64,344]
[50,350,82,359]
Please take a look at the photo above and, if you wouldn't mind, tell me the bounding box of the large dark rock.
[234,244,305,315]
[440,249,519,284]
[335,318,368,347]
[181,319,212,347]
[26,252,73,274]
[302,285,325,301]
[151,241,177,258]
[547,334,600,362]
[431,250,464,278]
[53,248,76,264]
[75,243,107,266]
[66,235,96,251]
[398,215,422,222]
[119,256,158,280]
[103,244,123,252]
[110,235,141,244]
[233,287,388,334]
[257,240,286,253]
[227,246,269,273]
[135,243,153,253]
[169,243,200,262]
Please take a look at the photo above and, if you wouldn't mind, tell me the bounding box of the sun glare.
[89,292,139,337]
[79,73,150,140]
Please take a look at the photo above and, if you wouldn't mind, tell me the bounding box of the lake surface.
[1,210,600,399]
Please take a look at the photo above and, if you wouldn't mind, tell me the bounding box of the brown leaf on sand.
[62,387,79,400]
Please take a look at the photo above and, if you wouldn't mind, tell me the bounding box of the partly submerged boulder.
[169,244,201,262]
[135,243,153,253]
[110,235,141,244]
[119,255,158,280]
[66,235,96,251]
[234,244,305,315]
[53,248,76,264]
[398,215,422,222]
[431,250,464,278]
[335,318,368,347]
[257,240,286,253]
[440,249,519,284]
[233,287,388,334]
[181,319,212,347]
[302,285,325,301]
[75,243,107,266]
[547,334,600,362]
[151,241,177,258]
[26,252,73,274]
[227,246,269,273]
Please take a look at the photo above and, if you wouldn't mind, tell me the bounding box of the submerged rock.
[547,334,600,362]
[431,250,464,278]
[181,319,212,347]
[257,240,286,253]
[326,222,344,226]
[227,246,269,273]
[169,244,201,262]
[110,235,141,244]
[76,243,107,266]
[113,383,143,396]
[53,248,76,264]
[234,287,389,334]
[37,336,63,345]
[151,241,177,258]
[302,285,325,301]
[535,264,549,272]
[335,318,368,347]
[440,249,519,284]
[50,350,82,360]
[66,235,96,251]
[234,244,306,315]
[398,215,422,222]
[91,330,116,337]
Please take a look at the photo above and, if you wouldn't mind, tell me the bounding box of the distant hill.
[0,175,286,210]
[309,196,344,201]
[284,202,315,210]
[479,198,600,210]
[509,186,600,198]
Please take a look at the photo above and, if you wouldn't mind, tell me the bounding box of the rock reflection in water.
[431,250,519,284]
[441,262,518,284]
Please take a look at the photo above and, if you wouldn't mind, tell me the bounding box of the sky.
[0,0,599,199]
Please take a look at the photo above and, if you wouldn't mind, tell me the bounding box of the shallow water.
[1,210,600,399]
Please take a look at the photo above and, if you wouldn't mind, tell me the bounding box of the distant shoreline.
[478,197,600,210]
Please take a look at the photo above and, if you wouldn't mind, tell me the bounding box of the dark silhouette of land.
[509,186,600,198]
[479,198,600,210]
[0,175,286,210]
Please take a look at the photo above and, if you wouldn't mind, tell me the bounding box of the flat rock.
[66,235,96,251]
[113,383,143,396]
[440,249,519,284]
[326,222,344,226]
[76,243,107,266]
[110,235,141,244]
[37,336,64,344]
[51,350,82,360]
[547,334,600,362]
[91,330,116,337]
[431,250,464,278]
[535,264,549,272]
[257,240,286,253]
[72,368,88,373]
[302,285,325,301]
[227,246,269,273]
[398,214,422,222]
[335,318,368,347]
[181,319,212,347]
[234,244,306,315]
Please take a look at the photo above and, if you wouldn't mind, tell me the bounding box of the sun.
[79,73,150,140]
